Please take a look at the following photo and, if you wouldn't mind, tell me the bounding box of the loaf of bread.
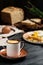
[1,6,24,25]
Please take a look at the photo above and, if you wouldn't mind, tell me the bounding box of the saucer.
[0,49,28,59]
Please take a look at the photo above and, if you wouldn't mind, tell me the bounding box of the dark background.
[0,0,43,23]
[0,0,43,11]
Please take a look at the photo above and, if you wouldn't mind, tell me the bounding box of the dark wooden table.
[0,33,43,65]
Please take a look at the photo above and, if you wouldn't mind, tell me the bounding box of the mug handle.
[20,41,24,51]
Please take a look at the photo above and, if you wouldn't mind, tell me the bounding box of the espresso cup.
[6,40,24,57]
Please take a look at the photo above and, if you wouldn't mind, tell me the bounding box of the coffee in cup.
[6,40,24,57]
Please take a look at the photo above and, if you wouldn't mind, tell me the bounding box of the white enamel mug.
[6,40,24,57]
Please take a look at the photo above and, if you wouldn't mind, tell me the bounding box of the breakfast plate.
[23,30,43,44]
[0,25,24,37]
[0,49,28,59]
[0,25,24,46]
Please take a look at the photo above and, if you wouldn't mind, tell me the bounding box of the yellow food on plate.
[27,31,43,43]
[32,31,39,37]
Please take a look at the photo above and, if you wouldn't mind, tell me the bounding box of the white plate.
[0,25,24,37]
[23,30,43,44]
[0,25,24,46]
[0,37,8,46]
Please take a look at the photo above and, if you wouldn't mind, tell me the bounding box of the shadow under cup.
[6,40,24,57]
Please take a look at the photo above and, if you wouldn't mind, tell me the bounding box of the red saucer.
[0,49,28,59]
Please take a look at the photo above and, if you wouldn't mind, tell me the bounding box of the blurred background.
[0,0,43,22]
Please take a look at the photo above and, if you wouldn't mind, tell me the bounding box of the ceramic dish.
[23,30,43,44]
[0,25,24,37]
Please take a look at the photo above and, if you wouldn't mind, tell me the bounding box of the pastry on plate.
[2,26,11,34]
